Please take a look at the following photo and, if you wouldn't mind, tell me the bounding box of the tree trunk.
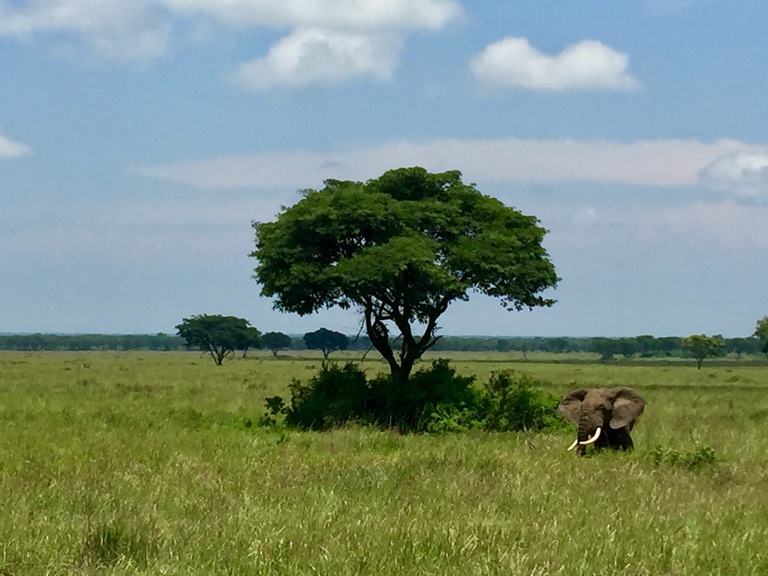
[391,357,415,386]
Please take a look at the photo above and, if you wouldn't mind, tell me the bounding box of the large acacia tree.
[303,328,349,359]
[251,167,558,383]
[176,314,261,365]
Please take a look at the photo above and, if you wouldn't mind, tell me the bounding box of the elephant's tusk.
[567,439,579,451]
[579,427,602,445]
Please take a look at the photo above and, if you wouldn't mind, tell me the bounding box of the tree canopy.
[303,328,349,359]
[176,314,260,365]
[681,334,724,369]
[754,316,768,355]
[261,331,293,357]
[251,167,558,383]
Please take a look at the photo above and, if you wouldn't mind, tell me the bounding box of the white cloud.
[232,28,401,91]
[471,37,640,91]
[0,0,170,64]
[698,149,768,202]
[138,137,746,189]
[0,0,460,80]
[157,0,462,32]
[0,133,32,158]
[180,0,461,88]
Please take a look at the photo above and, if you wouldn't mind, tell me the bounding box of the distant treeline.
[0,333,762,358]
[435,335,762,358]
[0,333,188,352]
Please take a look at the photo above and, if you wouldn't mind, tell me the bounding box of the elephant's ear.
[557,389,589,424]
[609,388,646,429]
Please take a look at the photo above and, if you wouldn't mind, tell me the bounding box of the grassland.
[1,350,767,575]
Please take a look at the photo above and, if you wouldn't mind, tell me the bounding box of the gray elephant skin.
[557,387,646,455]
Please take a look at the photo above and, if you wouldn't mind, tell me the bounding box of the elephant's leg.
[595,433,610,450]
[583,431,610,454]
[612,427,634,450]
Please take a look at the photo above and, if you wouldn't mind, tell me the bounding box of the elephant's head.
[557,387,646,454]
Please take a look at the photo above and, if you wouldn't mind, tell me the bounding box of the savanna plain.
[1,350,767,575]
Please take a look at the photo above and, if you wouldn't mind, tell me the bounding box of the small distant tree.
[635,335,657,357]
[545,337,568,354]
[681,334,724,370]
[616,337,638,359]
[516,339,531,361]
[261,331,293,357]
[657,336,681,357]
[176,314,261,365]
[303,328,349,359]
[495,338,512,353]
[754,316,768,356]
[724,337,760,358]
[592,337,615,361]
[240,326,262,357]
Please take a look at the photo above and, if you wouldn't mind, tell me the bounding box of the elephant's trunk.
[578,412,601,443]
[577,413,592,443]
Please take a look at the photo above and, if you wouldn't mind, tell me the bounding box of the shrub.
[650,443,719,470]
[368,359,480,432]
[480,370,563,432]
[424,403,483,434]
[263,359,481,432]
[262,361,563,435]
[257,396,287,427]
[284,362,371,430]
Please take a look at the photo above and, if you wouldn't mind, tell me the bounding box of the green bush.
[284,362,371,430]
[262,361,562,435]
[480,370,563,432]
[257,395,287,427]
[650,443,719,470]
[424,403,483,433]
[368,359,480,432]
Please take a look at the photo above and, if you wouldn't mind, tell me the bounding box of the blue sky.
[1,0,767,337]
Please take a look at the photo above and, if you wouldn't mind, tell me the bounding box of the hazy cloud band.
[139,137,750,190]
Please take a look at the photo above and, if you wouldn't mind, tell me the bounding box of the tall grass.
[0,351,767,574]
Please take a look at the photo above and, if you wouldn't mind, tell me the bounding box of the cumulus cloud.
[232,29,402,91]
[0,133,32,158]
[157,0,462,32]
[181,0,461,88]
[0,0,170,64]
[138,137,745,190]
[471,36,640,91]
[0,0,461,82]
[698,149,768,202]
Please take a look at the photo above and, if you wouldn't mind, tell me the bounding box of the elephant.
[557,387,646,455]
